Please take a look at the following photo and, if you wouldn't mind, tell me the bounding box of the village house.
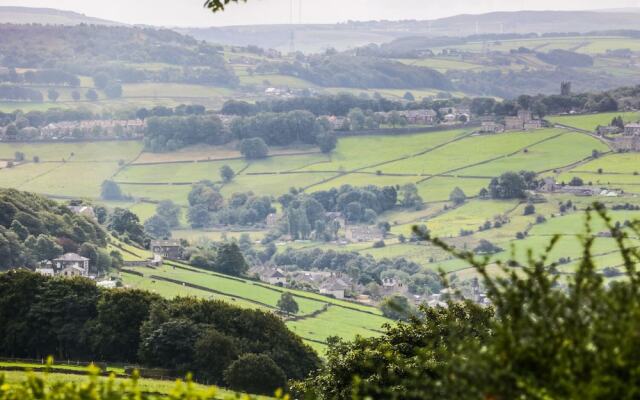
[36,253,91,278]
[39,119,146,139]
[479,120,505,133]
[524,119,544,130]
[319,277,350,299]
[324,115,349,130]
[504,109,541,131]
[597,125,622,136]
[345,225,384,242]
[267,269,287,286]
[382,277,407,295]
[611,122,640,151]
[397,109,438,125]
[150,239,183,260]
[68,205,96,220]
[624,122,640,136]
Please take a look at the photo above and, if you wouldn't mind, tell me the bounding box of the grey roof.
[151,239,181,247]
[270,270,286,278]
[54,253,90,262]
[322,278,349,291]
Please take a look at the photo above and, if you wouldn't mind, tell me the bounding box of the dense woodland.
[0,271,320,394]
[0,189,111,271]
[257,55,452,90]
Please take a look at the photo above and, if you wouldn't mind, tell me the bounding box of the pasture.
[548,111,640,131]
[118,258,390,352]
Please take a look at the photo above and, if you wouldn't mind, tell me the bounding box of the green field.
[115,249,390,353]
[366,129,565,175]
[548,111,640,131]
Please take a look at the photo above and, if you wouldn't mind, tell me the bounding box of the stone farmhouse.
[504,109,542,131]
[150,240,183,260]
[396,109,438,125]
[319,277,350,299]
[479,120,505,133]
[345,225,384,243]
[607,122,640,152]
[36,253,91,278]
[267,269,287,286]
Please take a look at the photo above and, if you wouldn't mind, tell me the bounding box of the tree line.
[255,54,452,90]
[0,68,80,86]
[0,271,320,395]
[144,110,338,153]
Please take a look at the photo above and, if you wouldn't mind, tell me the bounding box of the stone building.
[150,240,183,260]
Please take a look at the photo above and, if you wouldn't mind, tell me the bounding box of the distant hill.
[0,6,122,26]
[180,9,640,53]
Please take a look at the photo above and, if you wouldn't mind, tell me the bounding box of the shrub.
[224,354,286,396]
[523,204,536,215]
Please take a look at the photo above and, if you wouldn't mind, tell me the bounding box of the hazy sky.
[1,0,639,27]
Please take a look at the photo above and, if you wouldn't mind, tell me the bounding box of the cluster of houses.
[38,119,146,139]
[479,109,544,133]
[1,119,146,141]
[254,265,490,308]
[539,177,623,197]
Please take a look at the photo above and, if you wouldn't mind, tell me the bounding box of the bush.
[239,137,269,159]
[224,354,286,396]
[523,204,536,216]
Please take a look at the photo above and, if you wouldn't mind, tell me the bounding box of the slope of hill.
[0,6,121,26]
[180,9,640,53]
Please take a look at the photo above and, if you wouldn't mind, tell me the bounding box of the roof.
[54,253,90,262]
[625,122,640,128]
[322,278,349,291]
[150,240,181,247]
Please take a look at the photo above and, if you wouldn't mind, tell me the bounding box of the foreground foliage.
[0,274,320,390]
[296,204,640,399]
[0,360,269,400]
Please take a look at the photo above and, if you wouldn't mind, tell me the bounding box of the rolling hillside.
[180,9,640,52]
[0,6,122,26]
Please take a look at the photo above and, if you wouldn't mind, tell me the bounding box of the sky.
[1,0,639,27]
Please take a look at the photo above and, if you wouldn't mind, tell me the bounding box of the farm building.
[319,278,350,299]
[345,225,384,242]
[267,269,287,286]
[624,122,640,136]
[610,122,640,151]
[504,109,541,131]
[479,121,505,133]
[396,109,438,125]
[150,240,183,260]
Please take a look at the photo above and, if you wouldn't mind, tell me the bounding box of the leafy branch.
[204,0,248,12]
